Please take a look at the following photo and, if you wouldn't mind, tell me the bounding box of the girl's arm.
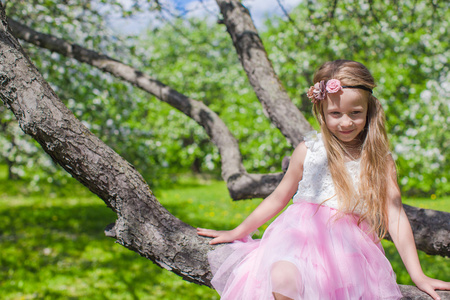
[197,142,308,245]
[386,157,450,300]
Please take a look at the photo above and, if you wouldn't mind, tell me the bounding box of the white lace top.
[292,131,362,212]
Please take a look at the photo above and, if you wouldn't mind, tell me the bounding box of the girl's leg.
[270,261,302,300]
[272,292,294,300]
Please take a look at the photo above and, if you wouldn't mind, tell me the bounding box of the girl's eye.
[330,112,341,116]
[352,111,362,115]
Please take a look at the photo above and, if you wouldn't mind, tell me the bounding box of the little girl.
[197,60,450,300]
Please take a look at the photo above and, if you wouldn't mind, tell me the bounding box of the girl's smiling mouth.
[339,130,354,134]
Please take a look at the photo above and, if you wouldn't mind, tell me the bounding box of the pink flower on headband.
[307,79,343,103]
[326,79,342,93]
[307,80,326,103]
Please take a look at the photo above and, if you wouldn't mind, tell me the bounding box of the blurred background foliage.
[1,0,449,196]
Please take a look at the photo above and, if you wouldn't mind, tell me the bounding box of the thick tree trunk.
[1,5,448,299]
[0,8,213,286]
[8,17,284,200]
[5,1,450,257]
[12,10,448,258]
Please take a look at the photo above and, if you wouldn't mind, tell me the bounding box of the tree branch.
[7,17,284,200]
[214,0,449,258]
[0,8,213,286]
[8,16,450,257]
[215,0,313,147]
[0,5,449,298]
[275,0,304,36]
[402,205,450,257]
[399,285,450,300]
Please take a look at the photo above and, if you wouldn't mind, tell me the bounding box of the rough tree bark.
[7,5,450,257]
[0,6,212,286]
[1,3,449,299]
[215,0,313,147]
[7,17,284,200]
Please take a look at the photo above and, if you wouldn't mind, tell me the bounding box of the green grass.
[0,170,218,299]
[0,166,449,299]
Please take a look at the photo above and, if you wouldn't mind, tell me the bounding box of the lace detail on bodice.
[293,131,361,212]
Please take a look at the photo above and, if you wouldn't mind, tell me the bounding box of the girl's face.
[323,89,368,144]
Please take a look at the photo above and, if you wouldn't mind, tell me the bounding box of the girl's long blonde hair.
[312,60,390,238]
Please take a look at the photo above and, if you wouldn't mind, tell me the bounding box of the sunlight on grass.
[0,164,448,299]
[0,173,218,299]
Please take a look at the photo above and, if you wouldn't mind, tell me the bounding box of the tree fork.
[0,4,213,286]
[3,0,450,259]
[215,0,313,146]
[7,17,286,201]
[1,4,449,299]
[9,19,450,257]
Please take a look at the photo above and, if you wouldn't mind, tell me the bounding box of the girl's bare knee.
[270,261,302,298]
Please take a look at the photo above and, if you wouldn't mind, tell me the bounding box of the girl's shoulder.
[303,131,324,152]
[291,140,308,162]
[285,131,324,173]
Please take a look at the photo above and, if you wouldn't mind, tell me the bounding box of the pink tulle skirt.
[208,202,402,299]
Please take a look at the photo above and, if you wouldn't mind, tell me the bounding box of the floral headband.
[307,79,373,104]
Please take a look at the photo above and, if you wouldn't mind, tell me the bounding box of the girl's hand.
[196,228,240,245]
[413,274,450,300]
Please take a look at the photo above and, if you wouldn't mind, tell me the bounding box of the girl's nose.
[340,115,353,127]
